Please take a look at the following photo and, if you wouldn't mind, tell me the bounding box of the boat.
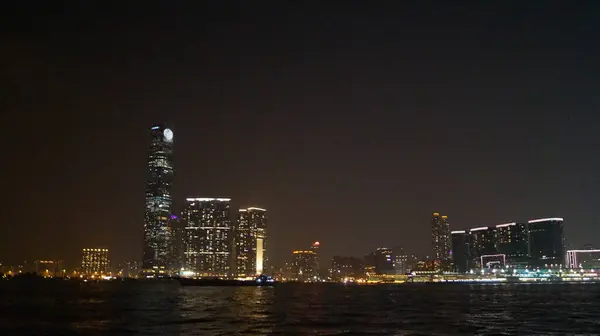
[178,274,276,287]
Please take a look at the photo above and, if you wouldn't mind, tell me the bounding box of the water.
[1,281,600,335]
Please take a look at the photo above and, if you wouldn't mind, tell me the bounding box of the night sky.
[4,2,600,267]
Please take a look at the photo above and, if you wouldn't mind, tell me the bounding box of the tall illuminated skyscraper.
[431,213,451,265]
[142,124,174,275]
[235,207,268,277]
[183,198,232,278]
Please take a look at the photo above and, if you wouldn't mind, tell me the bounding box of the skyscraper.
[496,222,530,265]
[451,230,470,272]
[235,207,268,278]
[291,250,317,282]
[431,213,451,265]
[183,198,232,278]
[528,218,565,267]
[142,124,174,275]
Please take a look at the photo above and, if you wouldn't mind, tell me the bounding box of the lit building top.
[451,230,466,234]
[528,218,564,223]
[293,250,316,254]
[470,226,489,232]
[186,198,231,202]
[496,222,516,228]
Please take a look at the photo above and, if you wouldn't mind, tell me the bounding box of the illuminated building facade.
[81,248,109,275]
[469,226,498,266]
[143,124,174,275]
[451,230,470,272]
[431,213,451,266]
[183,198,232,278]
[528,218,565,267]
[567,249,600,269]
[291,250,317,281]
[331,256,364,281]
[310,241,320,272]
[496,222,530,265]
[235,207,268,277]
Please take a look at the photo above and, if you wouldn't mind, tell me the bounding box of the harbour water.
[1,281,600,335]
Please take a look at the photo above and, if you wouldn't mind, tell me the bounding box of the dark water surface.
[1,281,600,335]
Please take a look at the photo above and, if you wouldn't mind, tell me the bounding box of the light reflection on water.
[1,281,600,335]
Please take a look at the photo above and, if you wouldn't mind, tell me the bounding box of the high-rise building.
[431,213,451,265]
[167,214,186,273]
[451,230,470,272]
[235,207,268,278]
[528,218,565,268]
[496,222,530,265]
[393,247,409,274]
[468,226,501,267]
[310,241,320,273]
[81,248,109,276]
[142,124,174,275]
[183,198,232,278]
[331,256,364,281]
[291,250,317,281]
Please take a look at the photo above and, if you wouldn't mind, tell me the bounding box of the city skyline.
[4,2,600,267]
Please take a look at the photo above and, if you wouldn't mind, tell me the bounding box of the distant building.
[431,213,451,267]
[331,256,364,281]
[469,226,498,267]
[33,260,65,278]
[496,222,530,266]
[167,214,186,273]
[81,248,109,276]
[528,218,565,268]
[451,230,470,273]
[310,241,321,273]
[567,249,600,269]
[393,247,409,274]
[291,250,317,281]
[183,198,232,278]
[143,124,174,275]
[235,207,268,278]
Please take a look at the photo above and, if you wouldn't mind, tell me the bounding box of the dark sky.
[3,2,600,267]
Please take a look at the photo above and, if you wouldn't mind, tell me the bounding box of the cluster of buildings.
[323,213,600,284]
[143,125,268,279]
[447,217,566,272]
[5,124,598,284]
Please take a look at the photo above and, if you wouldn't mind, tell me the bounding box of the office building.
[81,248,109,276]
[143,124,174,275]
[235,207,268,278]
[331,256,364,281]
[183,198,232,278]
[528,218,565,268]
[364,247,395,275]
[431,213,451,265]
[393,247,409,274]
[291,250,318,281]
[451,230,470,273]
